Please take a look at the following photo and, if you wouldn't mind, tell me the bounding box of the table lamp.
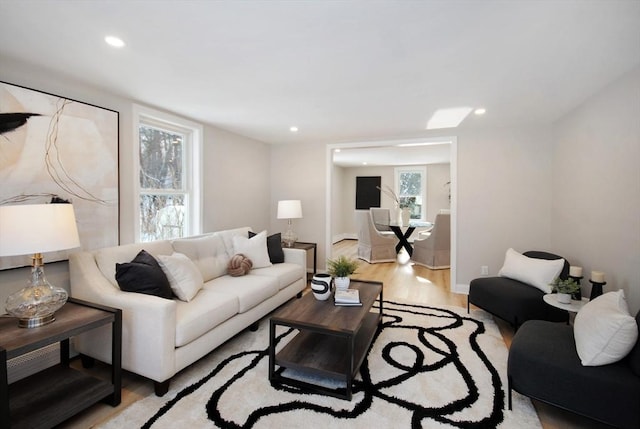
[0,203,80,328]
[277,200,302,247]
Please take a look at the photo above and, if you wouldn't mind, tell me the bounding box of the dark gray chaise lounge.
[467,251,569,329]
[508,311,640,429]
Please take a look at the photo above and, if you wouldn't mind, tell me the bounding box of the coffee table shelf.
[275,312,380,380]
[269,280,383,400]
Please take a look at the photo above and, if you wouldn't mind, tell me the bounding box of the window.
[395,166,426,221]
[134,106,202,242]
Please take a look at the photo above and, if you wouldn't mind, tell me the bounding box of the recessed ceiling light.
[334,149,341,153]
[426,107,472,130]
[105,35,125,48]
[362,162,368,165]
[289,126,298,133]
[474,108,486,115]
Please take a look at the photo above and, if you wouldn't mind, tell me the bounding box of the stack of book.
[334,289,362,306]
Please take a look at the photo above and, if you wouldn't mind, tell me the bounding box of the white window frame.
[133,104,203,242]
[394,166,427,221]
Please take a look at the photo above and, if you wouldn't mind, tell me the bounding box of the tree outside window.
[135,106,202,243]
[396,167,426,220]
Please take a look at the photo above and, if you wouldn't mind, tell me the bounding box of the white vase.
[557,293,571,304]
[401,207,411,225]
[334,277,350,290]
[311,273,332,300]
[395,207,403,226]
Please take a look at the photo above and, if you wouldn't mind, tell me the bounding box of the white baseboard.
[453,283,469,295]
[332,233,357,244]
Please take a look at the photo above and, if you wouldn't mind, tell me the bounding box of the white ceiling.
[332,140,452,167]
[0,1,638,147]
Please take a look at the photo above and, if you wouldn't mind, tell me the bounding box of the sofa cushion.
[249,231,284,263]
[172,234,229,282]
[215,227,252,258]
[574,290,638,366]
[115,250,173,299]
[204,274,279,313]
[157,252,204,302]
[233,230,272,268]
[250,262,304,290]
[498,248,564,294]
[95,240,174,287]
[174,289,239,347]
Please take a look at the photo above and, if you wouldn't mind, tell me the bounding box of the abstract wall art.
[0,81,119,269]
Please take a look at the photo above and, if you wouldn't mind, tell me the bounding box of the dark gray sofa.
[467,251,569,329]
[508,311,640,429]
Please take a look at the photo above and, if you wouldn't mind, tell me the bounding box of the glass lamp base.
[18,313,56,328]
[5,263,68,328]
[282,229,297,247]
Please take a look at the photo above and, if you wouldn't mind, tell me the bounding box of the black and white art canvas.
[0,81,119,269]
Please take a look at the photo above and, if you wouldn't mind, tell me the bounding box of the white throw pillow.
[232,230,272,269]
[497,248,564,294]
[574,290,638,366]
[157,252,204,302]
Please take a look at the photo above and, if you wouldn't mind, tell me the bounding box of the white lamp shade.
[0,204,81,257]
[277,200,303,219]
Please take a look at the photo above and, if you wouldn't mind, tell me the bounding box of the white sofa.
[69,227,306,396]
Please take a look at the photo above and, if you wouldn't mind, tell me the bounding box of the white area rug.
[98,301,541,429]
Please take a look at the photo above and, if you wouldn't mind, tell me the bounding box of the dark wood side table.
[0,298,122,429]
[284,241,317,278]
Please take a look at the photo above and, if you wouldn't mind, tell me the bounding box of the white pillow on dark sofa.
[574,290,638,366]
[498,248,564,294]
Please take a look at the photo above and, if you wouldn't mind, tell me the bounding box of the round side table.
[543,294,588,313]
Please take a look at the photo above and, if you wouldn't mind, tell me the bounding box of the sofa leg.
[507,376,512,410]
[80,354,95,368]
[467,298,470,314]
[155,380,170,396]
[296,291,302,298]
[248,321,259,332]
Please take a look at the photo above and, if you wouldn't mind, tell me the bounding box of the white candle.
[591,271,605,283]
[569,266,583,277]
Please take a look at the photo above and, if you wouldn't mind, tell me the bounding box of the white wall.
[551,66,640,313]
[455,125,555,290]
[204,126,271,232]
[270,142,327,269]
[426,163,451,221]
[332,163,450,239]
[0,57,272,304]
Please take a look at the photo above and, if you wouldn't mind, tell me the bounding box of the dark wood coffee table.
[268,279,382,400]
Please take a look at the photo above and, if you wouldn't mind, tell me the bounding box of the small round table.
[543,294,588,314]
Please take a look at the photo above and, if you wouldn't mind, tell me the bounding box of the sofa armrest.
[69,251,177,383]
[283,247,307,274]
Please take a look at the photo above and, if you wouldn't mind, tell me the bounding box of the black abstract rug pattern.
[99,302,541,429]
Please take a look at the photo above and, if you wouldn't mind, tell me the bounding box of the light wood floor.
[59,240,609,428]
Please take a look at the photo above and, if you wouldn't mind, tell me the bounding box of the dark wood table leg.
[391,226,416,256]
[111,308,122,406]
[0,347,8,429]
[268,320,276,382]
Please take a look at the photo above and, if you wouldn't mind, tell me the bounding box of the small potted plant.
[327,255,359,290]
[550,277,581,303]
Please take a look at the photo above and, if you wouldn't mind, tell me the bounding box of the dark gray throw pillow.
[115,249,173,299]
[248,231,284,264]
